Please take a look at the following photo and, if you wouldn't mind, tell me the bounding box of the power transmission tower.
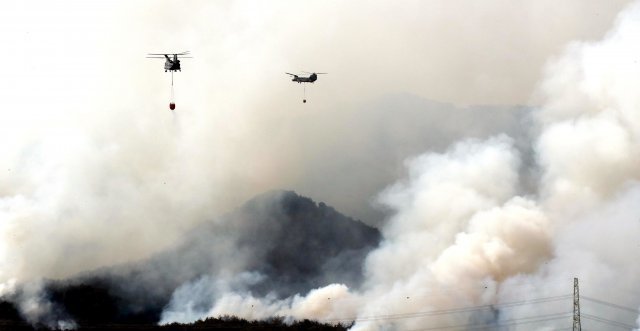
[573,277,581,331]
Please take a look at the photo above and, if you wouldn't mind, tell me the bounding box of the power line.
[581,313,638,330]
[321,280,638,331]
[403,311,572,331]
[325,278,639,330]
[459,312,573,331]
[323,294,571,323]
[581,295,639,314]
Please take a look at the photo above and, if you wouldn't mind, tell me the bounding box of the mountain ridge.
[1,190,381,329]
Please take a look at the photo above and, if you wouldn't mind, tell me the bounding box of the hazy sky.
[1,1,631,105]
[1,0,631,217]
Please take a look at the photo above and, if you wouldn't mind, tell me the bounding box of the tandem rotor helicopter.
[285,71,327,103]
[147,51,192,72]
[146,51,328,108]
[147,51,192,110]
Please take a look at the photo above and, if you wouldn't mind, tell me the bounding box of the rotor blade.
[315,73,328,74]
[285,72,296,76]
[146,56,166,58]
[147,53,169,55]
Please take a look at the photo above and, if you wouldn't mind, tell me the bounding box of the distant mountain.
[2,191,381,328]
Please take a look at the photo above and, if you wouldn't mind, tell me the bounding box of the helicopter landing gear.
[303,99,307,103]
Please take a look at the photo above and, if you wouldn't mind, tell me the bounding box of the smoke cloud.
[157,2,640,330]
[1,0,639,329]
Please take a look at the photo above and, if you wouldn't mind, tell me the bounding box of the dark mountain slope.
[2,191,380,328]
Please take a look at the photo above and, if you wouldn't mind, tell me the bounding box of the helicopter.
[146,51,191,72]
[286,72,327,83]
[146,51,191,110]
[285,72,327,103]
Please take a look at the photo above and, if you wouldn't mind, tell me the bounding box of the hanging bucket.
[169,72,176,110]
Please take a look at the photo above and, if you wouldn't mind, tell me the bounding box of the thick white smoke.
[161,281,358,325]
[0,0,627,284]
[163,136,553,329]
[0,280,76,330]
[159,2,640,330]
[1,0,639,329]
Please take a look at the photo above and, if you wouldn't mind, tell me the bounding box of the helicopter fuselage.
[291,73,318,83]
[164,54,181,72]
